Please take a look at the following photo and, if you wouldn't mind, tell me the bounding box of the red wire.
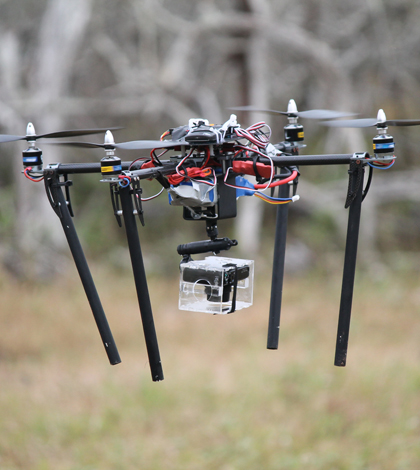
[24,167,44,182]
[128,156,148,170]
[253,170,298,189]
[167,167,213,186]
[118,174,131,180]
[372,159,395,166]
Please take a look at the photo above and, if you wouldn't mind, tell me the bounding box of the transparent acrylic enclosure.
[179,256,254,314]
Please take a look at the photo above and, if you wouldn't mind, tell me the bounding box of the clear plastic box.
[179,256,254,314]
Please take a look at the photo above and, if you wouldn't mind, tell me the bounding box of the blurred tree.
[0,0,419,277]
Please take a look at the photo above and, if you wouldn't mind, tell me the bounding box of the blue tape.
[235,176,255,198]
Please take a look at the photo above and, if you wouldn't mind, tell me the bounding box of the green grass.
[0,263,420,469]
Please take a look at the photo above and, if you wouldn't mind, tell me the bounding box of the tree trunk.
[12,0,93,279]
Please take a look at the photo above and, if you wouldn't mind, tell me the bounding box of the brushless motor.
[373,132,394,160]
[284,123,304,142]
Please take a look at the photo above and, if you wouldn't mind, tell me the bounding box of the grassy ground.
[0,262,420,470]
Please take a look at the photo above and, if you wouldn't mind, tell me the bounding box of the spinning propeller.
[0,122,122,144]
[49,130,189,151]
[48,117,242,151]
[321,109,420,128]
[229,99,354,120]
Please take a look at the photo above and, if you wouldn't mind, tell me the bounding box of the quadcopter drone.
[2,99,420,381]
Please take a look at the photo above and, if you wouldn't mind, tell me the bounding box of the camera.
[179,256,254,314]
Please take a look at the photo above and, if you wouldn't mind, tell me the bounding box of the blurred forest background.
[2,1,420,470]
[0,0,420,279]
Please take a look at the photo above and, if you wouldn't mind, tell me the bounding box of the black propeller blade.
[0,124,123,144]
